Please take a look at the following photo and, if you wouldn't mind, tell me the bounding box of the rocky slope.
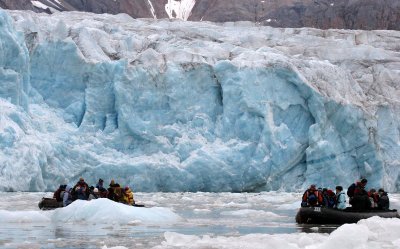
[1,0,399,30]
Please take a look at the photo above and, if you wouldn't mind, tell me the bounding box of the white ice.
[0,197,181,225]
[0,9,400,192]
[154,217,400,249]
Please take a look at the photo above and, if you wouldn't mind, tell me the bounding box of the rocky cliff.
[1,0,399,30]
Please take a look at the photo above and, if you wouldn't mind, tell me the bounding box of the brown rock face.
[1,0,399,30]
[0,0,38,11]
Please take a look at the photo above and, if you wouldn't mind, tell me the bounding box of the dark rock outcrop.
[1,0,399,30]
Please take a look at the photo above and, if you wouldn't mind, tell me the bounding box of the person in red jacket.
[301,184,323,207]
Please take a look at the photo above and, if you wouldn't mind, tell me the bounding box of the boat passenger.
[334,186,346,210]
[122,186,135,205]
[72,177,90,200]
[368,188,379,208]
[347,178,368,198]
[63,186,73,207]
[88,188,99,200]
[321,188,335,208]
[96,178,106,192]
[95,179,108,198]
[326,189,336,208]
[53,184,67,202]
[108,179,122,202]
[377,188,390,210]
[301,184,323,207]
[350,179,370,210]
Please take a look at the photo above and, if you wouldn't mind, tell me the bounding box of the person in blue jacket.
[335,185,346,210]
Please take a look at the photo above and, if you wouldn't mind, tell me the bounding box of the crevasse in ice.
[0,10,399,192]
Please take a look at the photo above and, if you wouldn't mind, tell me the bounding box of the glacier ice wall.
[1,10,400,192]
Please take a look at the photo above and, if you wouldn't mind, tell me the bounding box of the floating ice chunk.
[0,210,51,223]
[52,199,182,224]
[155,217,400,249]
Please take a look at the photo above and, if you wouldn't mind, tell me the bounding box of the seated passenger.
[72,177,90,200]
[96,178,107,192]
[350,179,370,210]
[88,188,99,200]
[368,188,379,208]
[326,189,336,208]
[53,184,67,202]
[96,179,108,198]
[334,186,346,210]
[301,184,323,207]
[377,188,390,210]
[108,179,122,202]
[122,186,135,205]
[63,186,73,207]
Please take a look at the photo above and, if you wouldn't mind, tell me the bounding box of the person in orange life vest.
[301,184,323,207]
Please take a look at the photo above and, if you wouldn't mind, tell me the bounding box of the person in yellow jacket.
[122,186,135,205]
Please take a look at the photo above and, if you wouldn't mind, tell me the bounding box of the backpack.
[307,190,318,205]
[347,183,356,197]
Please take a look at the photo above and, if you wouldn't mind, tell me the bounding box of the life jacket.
[125,189,134,205]
[303,189,320,206]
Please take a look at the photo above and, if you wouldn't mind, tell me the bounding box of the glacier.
[0,9,400,192]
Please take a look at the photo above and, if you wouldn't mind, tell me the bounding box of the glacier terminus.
[0,9,400,192]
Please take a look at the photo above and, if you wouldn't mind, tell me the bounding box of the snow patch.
[31,1,50,10]
[147,0,157,19]
[165,0,196,21]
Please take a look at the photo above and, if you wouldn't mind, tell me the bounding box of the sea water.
[0,192,399,249]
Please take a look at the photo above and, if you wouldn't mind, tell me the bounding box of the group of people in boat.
[53,177,135,207]
[301,178,390,211]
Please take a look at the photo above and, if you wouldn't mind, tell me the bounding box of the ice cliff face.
[1,10,400,192]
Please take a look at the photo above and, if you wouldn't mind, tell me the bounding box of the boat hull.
[38,198,63,210]
[38,197,146,210]
[296,207,400,224]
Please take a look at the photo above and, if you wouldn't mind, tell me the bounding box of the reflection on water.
[0,192,398,248]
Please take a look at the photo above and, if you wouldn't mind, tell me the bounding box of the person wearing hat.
[301,184,323,207]
[88,188,99,200]
[71,177,90,200]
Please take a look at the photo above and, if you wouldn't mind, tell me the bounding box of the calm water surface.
[1,192,397,248]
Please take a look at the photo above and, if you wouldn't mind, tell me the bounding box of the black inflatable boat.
[296,206,400,224]
[38,197,145,210]
[38,198,63,210]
